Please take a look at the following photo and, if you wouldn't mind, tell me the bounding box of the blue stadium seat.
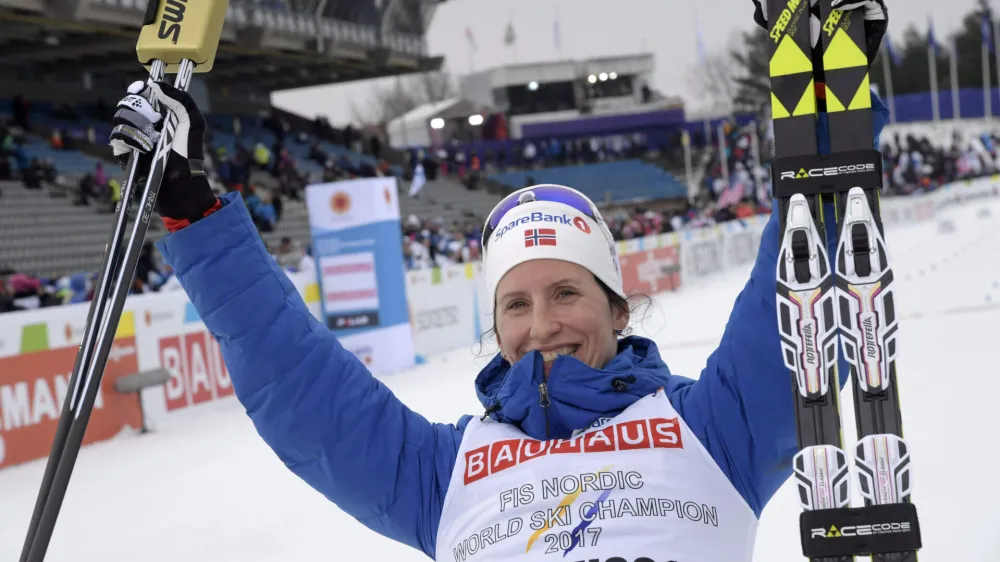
[5,99,398,180]
[19,139,106,175]
[488,160,687,203]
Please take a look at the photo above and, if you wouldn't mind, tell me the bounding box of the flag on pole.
[881,38,898,123]
[695,9,708,63]
[983,11,994,53]
[884,34,901,66]
[950,35,961,120]
[553,19,561,53]
[928,18,939,56]
[465,26,477,52]
[928,17,940,122]
[503,21,516,46]
[985,10,995,120]
[993,11,1000,122]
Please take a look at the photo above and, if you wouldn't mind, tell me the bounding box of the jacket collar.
[474,336,671,440]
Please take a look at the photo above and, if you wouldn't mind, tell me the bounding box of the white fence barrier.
[0,177,996,469]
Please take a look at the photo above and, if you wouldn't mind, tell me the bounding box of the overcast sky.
[271,0,983,126]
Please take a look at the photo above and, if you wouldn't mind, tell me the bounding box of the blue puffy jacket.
[156,94,888,558]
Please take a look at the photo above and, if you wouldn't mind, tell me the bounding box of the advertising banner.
[880,176,999,226]
[131,290,233,427]
[5,179,993,470]
[130,272,322,429]
[680,227,725,283]
[721,217,766,270]
[0,306,142,469]
[406,263,482,359]
[306,177,414,375]
[619,241,682,295]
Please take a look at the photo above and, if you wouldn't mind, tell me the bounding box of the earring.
[613,329,624,336]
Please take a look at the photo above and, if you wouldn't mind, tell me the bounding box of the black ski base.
[772,149,882,198]
[800,502,921,558]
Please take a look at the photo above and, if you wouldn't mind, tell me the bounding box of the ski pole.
[19,1,228,559]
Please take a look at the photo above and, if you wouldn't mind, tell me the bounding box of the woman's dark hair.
[598,277,654,339]
[473,275,655,357]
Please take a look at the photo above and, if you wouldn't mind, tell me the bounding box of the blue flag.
[983,12,995,54]
[884,34,901,65]
[928,18,939,56]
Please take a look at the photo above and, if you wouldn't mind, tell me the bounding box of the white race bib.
[435,391,758,562]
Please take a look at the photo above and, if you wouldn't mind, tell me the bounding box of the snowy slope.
[2,200,999,562]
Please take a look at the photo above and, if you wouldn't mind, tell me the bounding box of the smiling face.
[494,259,629,377]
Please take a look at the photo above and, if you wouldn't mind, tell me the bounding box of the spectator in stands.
[107,178,121,213]
[53,274,91,305]
[0,279,18,313]
[245,185,277,232]
[12,94,29,131]
[253,141,271,170]
[309,140,327,167]
[50,129,64,150]
[401,236,418,270]
[232,144,252,189]
[2,123,28,172]
[74,173,98,206]
[96,97,111,121]
[216,152,234,186]
[95,162,108,187]
[0,151,12,180]
[322,160,341,183]
[6,273,51,310]
[275,237,303,270]
[135,242,162,290]
[271,188,283,221]
[463,155,480,191]
[156,263,184,291]
[343,124,356,151]
[40,157,57,184]
[22,158,43,189]
[409,236,434,269]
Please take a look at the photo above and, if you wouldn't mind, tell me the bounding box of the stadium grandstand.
[0,0,446,304]
[2,0,999,313]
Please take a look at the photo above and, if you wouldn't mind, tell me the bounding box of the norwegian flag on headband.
[524,228,557,247]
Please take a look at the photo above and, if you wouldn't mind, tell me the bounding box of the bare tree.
[351,71,456,127]
[687,27,771,117]
[687,52,739,116]
[418,71,456,104]
[351,77,421,127]
[729,27,771,114]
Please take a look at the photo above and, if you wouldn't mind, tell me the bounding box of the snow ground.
[3,200,999,562]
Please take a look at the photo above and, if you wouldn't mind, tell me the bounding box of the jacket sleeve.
[156,192,466,557]
[668,92,889,517]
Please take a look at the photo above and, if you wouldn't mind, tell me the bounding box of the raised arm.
[156,192,466,557]
[668,92,889,516]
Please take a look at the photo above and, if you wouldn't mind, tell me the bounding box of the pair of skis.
[767,1,922,560]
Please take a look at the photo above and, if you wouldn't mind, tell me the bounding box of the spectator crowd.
[6,92,1000,314]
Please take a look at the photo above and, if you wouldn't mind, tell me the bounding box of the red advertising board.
[160,331,234,412]
[619,245,682,295]
[0,339,142,469]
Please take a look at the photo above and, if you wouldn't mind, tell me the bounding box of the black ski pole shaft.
[17,64,164,562]
[20,0,227,554]
[19,58,197,562]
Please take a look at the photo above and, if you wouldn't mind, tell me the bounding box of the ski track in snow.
[2,200,999,561]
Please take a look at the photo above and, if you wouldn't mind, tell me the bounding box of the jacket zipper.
[538,382,551,439]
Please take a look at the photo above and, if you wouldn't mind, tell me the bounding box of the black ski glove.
[109,80,219,231]
[751,0,887,67]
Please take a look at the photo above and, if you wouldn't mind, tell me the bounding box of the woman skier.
[107,2,887,558]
